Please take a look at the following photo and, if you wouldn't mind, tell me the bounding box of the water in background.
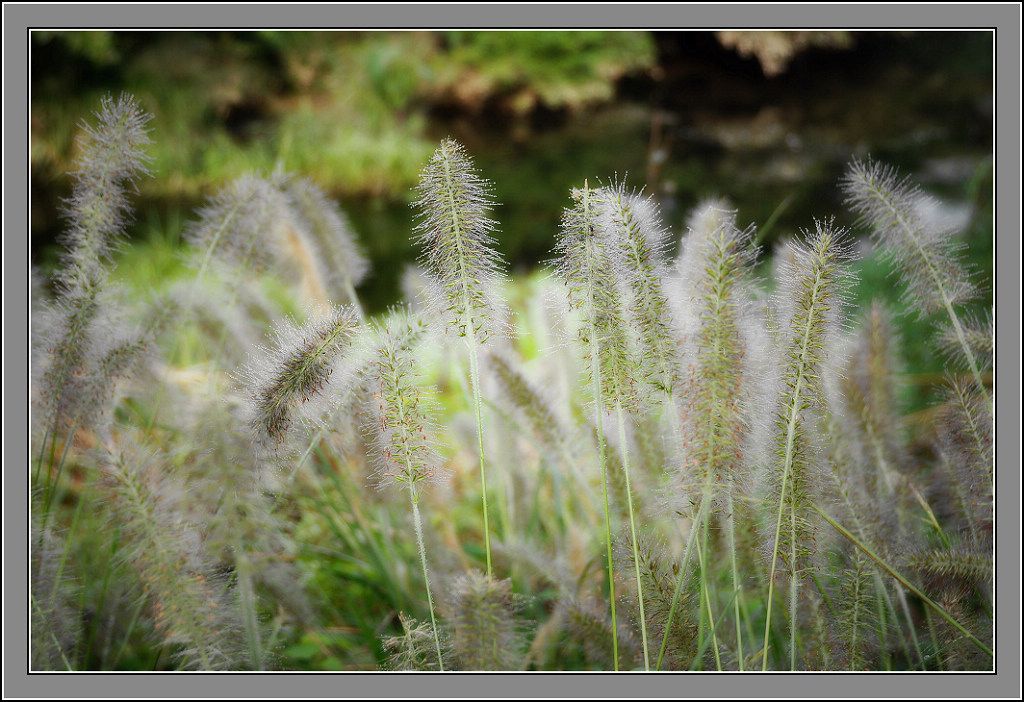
[344,31,993,313]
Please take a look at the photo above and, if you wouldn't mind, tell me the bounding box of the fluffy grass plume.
[186,172,294,280]
[841,158,977,318]
[277,174,370,314]
[674,203,760,494]
[368,311,447,491]
[553,182,638,412]
[242,303,360,453]
[382,613,450,671]
[933,375,994,548]
[411,137,507,342]
[595,181,680,398]
[55,92,153,290]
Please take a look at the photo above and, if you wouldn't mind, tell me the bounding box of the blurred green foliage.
[31,30,658,313]
[31,30,656,204]
[438,31,656,110]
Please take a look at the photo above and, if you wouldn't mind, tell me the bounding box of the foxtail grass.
[31,95,995,673]
[369,311,449,670]
[241,303,360,454]
[412,138,508,576]
[34,93,153,511]
[445,570,526,670]
[761,219,855,670]
[278,174,370,315]
[842,158,991,408]
[671,202,763,670]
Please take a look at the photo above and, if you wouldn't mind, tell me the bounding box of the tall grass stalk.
[412,138,507,576]
[762,220,853,670]
[597,182,698,670]
[34,93,152,515]
[672,202,761,670]
[370,313,449,670]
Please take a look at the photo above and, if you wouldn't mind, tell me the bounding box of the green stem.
[789,481,798,670]
[41,419,80,529]
[31,594,74,670]
[616,401,649,671]
[726,489,746,670]
[688,588,740,671]
[411,491,444,671]
[34,425,53,492]
[763,452,792,671]
[145,351,175,434]
[593,372,617,670]
[342,277,365,321]
[895,582,925,668]
[235,551,264,670]
[80,513,113,666]
[924,608,945,670]
[466,334,493,577]
[695,489,722,670]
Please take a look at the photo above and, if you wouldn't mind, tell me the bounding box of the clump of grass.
[100,435,249,670]
[30,516,82,671]
[31,98,995,674]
